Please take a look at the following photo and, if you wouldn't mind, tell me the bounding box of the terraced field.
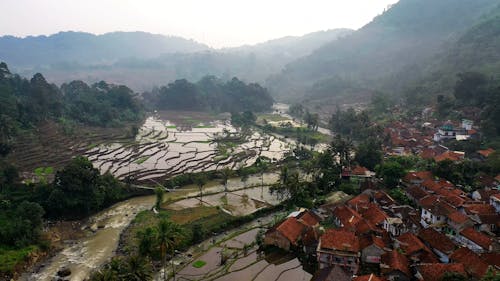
[85,115,292,183]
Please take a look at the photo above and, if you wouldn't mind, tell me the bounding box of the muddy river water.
[23,195,156,281]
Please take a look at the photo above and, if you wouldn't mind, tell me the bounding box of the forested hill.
[0,29,350,92]
[143,76,274,112]
[401,4,500,103]
[0,62,143,146]
[267,0,499,103]
[0,31,209,67]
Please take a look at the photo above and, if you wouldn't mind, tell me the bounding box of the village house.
[462,203,499,232]
[394,232,438,263]
[380,250,411,281]
[456,227,493,253]
[415,263,467,281]
[264,217,306,251]
[449,247,491,280]
[445,210,474,235]
[417,228,456,263]
[264,209,322,252]
[490,193,500,213]
[419,196,454,230]
[310,265,352,281]
[317,228,361,273]
[359,235,387,264]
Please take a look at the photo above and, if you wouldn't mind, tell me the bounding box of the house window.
[437,216,441,220]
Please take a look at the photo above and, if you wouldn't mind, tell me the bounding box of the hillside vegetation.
[267,0,499,104]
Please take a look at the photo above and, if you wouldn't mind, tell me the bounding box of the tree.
[155,187,165,210]
[137,227,156,258]
[219,167,234,192]
[481,267,500,281]
[355,138,382,170]
[239,168,250,188]
[376,160,405,188]
[193,173,207,204]
[255,157,269,198]
[156,218,184,281]
[191,223,205,244]
[330,135,353,167]
[124,255,153,281]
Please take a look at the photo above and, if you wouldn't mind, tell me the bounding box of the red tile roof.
[332,206,363,229]
[381,250,410,276]
[478,148,495,158]
[276,217,306,245]
[447,211,469,224]
[354,219,379,235]
[403,171,434,183]
[347,193,371,209]
[351,165,370,176]
[418,228,455,254]
[320,229,360,252]
[459,228,493,250]
[481,252,500,268]
[353,274,386,281]
[450,247,490,279]
[464,204,496,216]
[360,203,389,226]
[297,210,321,227]
[359,235,386,250]
[406,185,429,201]
[417,263,467,281]
[434,151,465,162]
[396,233,429,256]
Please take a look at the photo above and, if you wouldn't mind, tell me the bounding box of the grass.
[0,245,38,273]
[166,125,177,129]
[192,260,207,268]
[164,206,221,224]
[135,156,150,164]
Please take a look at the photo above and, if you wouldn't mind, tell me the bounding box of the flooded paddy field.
[174,226,312,281]
[85,111,292,183]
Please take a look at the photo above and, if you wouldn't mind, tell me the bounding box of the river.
[23,195,156,281]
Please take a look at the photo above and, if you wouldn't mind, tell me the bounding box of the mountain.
[0,31,210,67]
[267,0,500,104]
[402,4,500,100]
[0,29,351,91]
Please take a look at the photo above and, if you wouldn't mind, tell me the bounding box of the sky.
[0,0,399,48]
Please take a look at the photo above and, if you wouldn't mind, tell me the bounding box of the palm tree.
[239,168,249,188]
[137,227,155,257]
[255,157,268,198]
[156,218,184,281]
[155,186,165,210]
[219,167,234,192]
[124,255,153,281]
[193,173,207,204]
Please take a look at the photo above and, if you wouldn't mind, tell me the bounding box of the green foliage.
[0,63,144,143]
[155,187,165,210]
[338,182,358,195]
[388,188,412,205]
[376,159,406,188]
[35,156,131,219]
[329,108,381,141]
[89,255,153,281]
[231,111,257,128]
[192,260,207,268]
[0,245,38,274]
[355,138,383,170]
[148,76,273,113]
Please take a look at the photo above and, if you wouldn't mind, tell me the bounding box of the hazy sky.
[1,0,399,48]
